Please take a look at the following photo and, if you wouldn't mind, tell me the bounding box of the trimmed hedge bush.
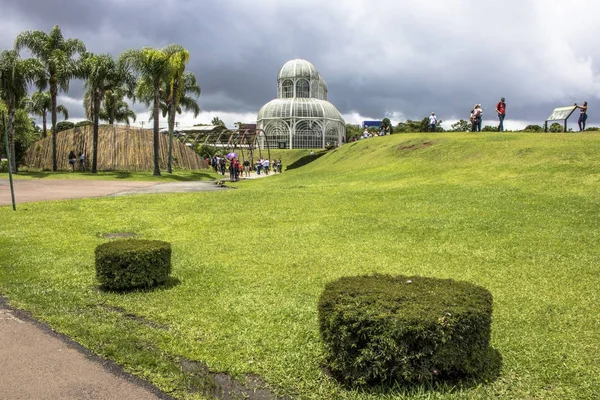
[318,274,493,386]
[95,239,172,291]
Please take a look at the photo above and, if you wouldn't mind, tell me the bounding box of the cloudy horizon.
[2,0,599,131]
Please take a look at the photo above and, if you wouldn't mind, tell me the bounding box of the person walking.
[429,112,437,132]
[243,159,251,177]
[575,101,588,131]
[78,152,85,171]
[68,151,76,172]
[495,98,506,131]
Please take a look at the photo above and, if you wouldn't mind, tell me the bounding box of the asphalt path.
[0,178,226,206]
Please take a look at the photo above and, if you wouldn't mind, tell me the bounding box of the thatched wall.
[24,125,207,171]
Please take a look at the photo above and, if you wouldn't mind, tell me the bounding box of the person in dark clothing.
[68,151,76,172]
[495,98,506,132]
[575,102,588,131]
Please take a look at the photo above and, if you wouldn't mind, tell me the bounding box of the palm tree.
[79,53,135,173]
[25,91,68,138]
[120,45,187,176]
[15,25,86,171]
[211,116,225,126]
[144,71,200,172]
[0,50,43,173]
[100,87,136,125]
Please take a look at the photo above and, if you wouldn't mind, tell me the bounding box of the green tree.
[0,108,38,167]
[99,87,136,125]
[451,119,471,132]
[120,45,185,176]
[523,124,543,132]
[0,49,44,173]
[79,53,135,173]
[15,25,86,172]
[381,118,393,134]
[143,68,200,173]
[211,116,225,126]
[482,125,497,132]
[25,91,68,138]
[549,122,563,132]
[345,124,361,141]
[56,121,75,132]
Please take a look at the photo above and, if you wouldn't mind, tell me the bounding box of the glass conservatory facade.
[257,59,346,149]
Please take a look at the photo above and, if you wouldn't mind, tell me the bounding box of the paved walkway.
[0,297,171,400]
[0,178,226,206]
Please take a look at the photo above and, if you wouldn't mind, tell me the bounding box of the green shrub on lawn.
[318,274,493,386]
[95,239,172,291]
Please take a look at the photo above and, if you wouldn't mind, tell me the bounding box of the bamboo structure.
[24,125,208,171]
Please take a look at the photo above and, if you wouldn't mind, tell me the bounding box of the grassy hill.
[1,132,599,399]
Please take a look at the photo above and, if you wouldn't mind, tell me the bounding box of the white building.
[257,59,346,149]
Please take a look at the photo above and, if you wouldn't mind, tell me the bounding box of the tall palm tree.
[15,25,86,172]
[119,45,187,176]
[79,53,135,173]
[25,91,68,138]
[144,71,200,172]
[0,50,43,173]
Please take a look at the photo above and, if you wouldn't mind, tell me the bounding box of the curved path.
[0,178,226,206]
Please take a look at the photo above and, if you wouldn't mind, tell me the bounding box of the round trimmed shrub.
[318,274,493,386]
[95,239,172,291]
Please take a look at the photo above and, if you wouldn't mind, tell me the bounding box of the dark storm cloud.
[2,0,600,128]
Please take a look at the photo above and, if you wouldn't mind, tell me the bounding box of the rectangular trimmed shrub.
[95,239,171,291]
[318,274,493,386]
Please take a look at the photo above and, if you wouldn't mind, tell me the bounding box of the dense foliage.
[95,239,172,291]
[318,274,493,386]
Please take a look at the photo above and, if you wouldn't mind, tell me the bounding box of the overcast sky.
[2,0,599,130]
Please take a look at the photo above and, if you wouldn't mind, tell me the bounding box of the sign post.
[545,106,577,132]
[1,111,16,211]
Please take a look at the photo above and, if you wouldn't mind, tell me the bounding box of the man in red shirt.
[495,98,506,132]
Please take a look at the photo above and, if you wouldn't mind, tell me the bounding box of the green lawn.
[1,132,599,399]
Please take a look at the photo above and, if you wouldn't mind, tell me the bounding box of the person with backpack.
[473,104,483,132]
[495,98,506,131]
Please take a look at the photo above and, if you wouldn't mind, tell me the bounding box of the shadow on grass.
[164,172,215,181]
[285,150,328,171]
[329,347,502,396]
[98,276,181,294]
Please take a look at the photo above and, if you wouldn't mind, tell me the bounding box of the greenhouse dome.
[257,59,345,149]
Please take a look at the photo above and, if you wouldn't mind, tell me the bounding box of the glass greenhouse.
[257,59,346,149]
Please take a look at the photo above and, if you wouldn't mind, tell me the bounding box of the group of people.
[67,151,85,172]
[255,158,283,176]
[208,154,282,182]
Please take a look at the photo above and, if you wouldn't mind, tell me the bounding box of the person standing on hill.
[575,102,588,131]
[473,105,483,132]
[429,112,437,132]
[495,97,506,131]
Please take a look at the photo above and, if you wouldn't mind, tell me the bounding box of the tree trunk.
[92,90,100,173]
[50,81,58,172]
[167,81,178,174]
[8,101,17,174]
[42,110,47,138]
[153,79,161,176]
